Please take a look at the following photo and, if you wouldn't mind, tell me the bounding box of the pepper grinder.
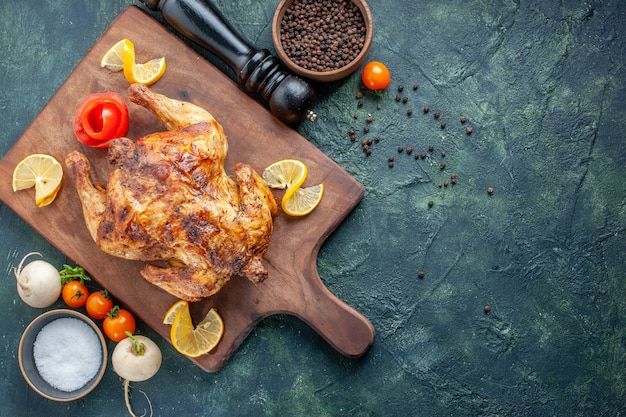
[140,0,318,124]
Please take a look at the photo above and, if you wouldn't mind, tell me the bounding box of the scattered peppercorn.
[374,135,381,143]
[407,109,413,116]
[353,113,358,119]
[428,144,434,152]
[487,187,494,195]
[440,121,447,129]
[357,100,363,108]
[366,138,373,145]
[460,116,467,124]
[451,177,457,185]
[388,160,394,168]
[363,126,370,133]
[395,94,401,102]
[443,180,449,187]
[397,146,404,153]
[279,0,367,72]
[376,103,382,110]
[366,113,373,123]
[414,153,420,160]
[388,156,395,162]
[434,112,440,119]
[423,106,430,113]
[439,162,446,170]
[441,151,446,157]
[418,271,425,279]
[466,127,473,135]
[402,96,408,104]
[406,147,413,155]
[420,151,427,159]
[438,182,443,188]
[356,92,363,99]
[412,83,419,90]
[484,305,491,314]
[397,85,404,92]
[428,200,434,207]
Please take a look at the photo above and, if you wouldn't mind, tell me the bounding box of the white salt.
[33,317,102,392]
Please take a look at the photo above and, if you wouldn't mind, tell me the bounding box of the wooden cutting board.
[0,6,374,372]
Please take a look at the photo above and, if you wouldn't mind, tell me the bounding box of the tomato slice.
[73,92,129,147]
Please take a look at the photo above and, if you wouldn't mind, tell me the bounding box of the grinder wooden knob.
[140,0,318,124]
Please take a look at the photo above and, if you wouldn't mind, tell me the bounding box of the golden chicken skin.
[66,84,277,301]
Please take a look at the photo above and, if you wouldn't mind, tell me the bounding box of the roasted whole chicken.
[66,84,278,301]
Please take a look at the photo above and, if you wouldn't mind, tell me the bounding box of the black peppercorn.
[402,96,408,104]
[406,147,413,155]
[366,113,373,123]
[280,0,367,73]
[466,127,473,135]
[418,271,425,279]
[441,151,446,157]
[397,85,404,92]
[439,162,446,170]
[434,112,440,119]
[395,94,401,102]
[428,200,434,207]
[428,144,434,152]
[460,116,467,124]
[487,187,494,195]
[357,100,363,108]
[407,109,413,116]
[423,106,430,113]
[420,151,427,159]
[363,126,370,133]
[397,146,404,153]
[412,83,419,90]
[440,121,447,129]
[388,156,395,162]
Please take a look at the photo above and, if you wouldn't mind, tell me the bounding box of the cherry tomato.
[73,92,129,148]
[361,61,391,91]
[61,281,89,308]
[85,290,114,320]
[103,306,136,342]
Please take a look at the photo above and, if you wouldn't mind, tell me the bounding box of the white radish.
[112,332,162,417]
[13,252,62,308]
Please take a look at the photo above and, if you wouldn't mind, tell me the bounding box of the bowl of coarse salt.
[18,309,107,401]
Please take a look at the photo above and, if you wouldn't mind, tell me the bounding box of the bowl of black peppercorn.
[272,0,374,82]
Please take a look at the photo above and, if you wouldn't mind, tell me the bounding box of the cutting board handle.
[291,270,375,358]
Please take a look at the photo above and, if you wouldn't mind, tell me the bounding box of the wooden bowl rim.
[272,0,374,82]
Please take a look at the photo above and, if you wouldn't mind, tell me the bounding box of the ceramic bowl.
[18,309,107,402]
[272,0,374,82]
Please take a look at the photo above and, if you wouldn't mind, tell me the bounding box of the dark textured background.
[1,1,625,416]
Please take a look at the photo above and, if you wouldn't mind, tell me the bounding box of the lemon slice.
[282,183,324,216]
[163,300,188,325]
[262,159,308,190]
[12,154,63,207]
[171,305,224,358]
[100,38,130,72]
[122,40,166,85]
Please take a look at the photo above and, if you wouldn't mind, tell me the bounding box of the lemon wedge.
[163,300,188,325]
[282,183,324,216]
[122,39,166,85]
[12,154,63,207]
[170,304,224,358]
[100,38,130,72]
[261,159,307,190]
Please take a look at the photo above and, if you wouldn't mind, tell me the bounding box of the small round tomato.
[61,281,89,308]
[86,290,114,320]
[361,61,391,91]
[104,306,136,342]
